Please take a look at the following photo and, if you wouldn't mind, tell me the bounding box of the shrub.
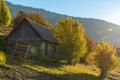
[0,51,6,64]
[85,52,96,65]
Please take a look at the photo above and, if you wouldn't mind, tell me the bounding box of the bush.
[0,51,6,64]
[85,52,96,65]
[94,39,118,80]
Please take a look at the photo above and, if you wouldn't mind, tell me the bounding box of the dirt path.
[108,67,120,80]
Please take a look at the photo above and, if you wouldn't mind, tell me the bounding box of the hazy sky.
[5,0,120,25]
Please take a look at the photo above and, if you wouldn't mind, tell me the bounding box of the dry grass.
[24,64,99,75]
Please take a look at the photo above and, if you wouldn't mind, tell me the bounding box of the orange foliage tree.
[12,11,53,28]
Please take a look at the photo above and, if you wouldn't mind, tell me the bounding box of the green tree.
[94,39,118,80]
[54,17,87,65]
[0,0,12,26]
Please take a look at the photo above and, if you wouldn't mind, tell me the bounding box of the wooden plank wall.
[14,41,30,57]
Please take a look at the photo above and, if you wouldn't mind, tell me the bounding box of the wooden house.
[7,17,57,57]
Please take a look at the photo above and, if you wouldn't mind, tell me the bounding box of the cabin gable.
[7,19,41,42]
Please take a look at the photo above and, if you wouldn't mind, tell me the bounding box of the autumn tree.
[86,35,96,53]
[13,11,53,28]
[94,39,118,80]
[54,17,87,64]
[0,0,12,26]
[85,35,96,64]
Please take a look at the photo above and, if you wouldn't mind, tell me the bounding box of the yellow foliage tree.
[54,17,87,64]
[94,39,118,80]
[0,0,12,26]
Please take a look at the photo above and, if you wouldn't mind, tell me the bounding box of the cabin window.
[53,46,57,53]
[10,43,16,53]
[45,43,48,55]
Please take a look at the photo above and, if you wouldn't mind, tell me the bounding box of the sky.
[5,0,120,25]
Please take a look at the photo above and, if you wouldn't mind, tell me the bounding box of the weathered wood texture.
[7,20,41,54]
[7,20,40,42]
[7,18,57,58]
[14,41,29,57]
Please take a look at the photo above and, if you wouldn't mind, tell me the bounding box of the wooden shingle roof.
[25,17,57,43]
[7,17,57,43]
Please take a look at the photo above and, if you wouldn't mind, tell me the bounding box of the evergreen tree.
[54,17,87,64]
[0,0,12,26]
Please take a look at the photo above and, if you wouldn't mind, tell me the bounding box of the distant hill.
[6,1,120,45]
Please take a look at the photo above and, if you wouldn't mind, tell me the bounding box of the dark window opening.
[53,46,57,53]
[45,43,48,55]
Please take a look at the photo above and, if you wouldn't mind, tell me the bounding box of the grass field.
[0,53,118,80]
[1,58,99,80]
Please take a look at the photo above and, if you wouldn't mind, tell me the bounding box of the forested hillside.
[6,1,120,45]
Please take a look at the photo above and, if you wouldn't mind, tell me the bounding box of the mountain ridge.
[6,1,120,45]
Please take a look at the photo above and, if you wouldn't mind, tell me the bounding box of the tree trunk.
[98,69,108,80]
[68,59,72,65]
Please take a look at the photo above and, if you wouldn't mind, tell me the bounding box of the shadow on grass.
[37,72,98,80]
[6,55,63,68]
[55,73,98,80]
[0,64,98,80]
[29,59,63,68]
[35,72,98,80]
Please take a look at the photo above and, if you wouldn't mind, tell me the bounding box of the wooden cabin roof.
[7,17,57,43]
